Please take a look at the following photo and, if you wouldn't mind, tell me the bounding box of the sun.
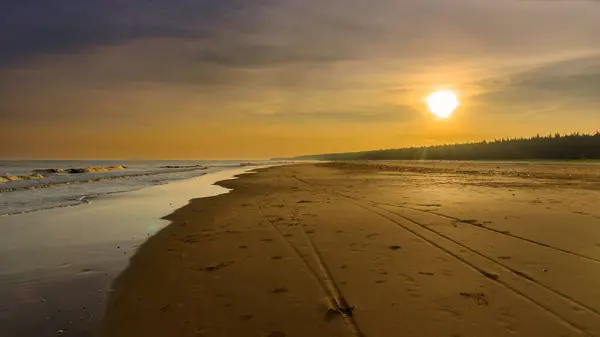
[426,90,459,119]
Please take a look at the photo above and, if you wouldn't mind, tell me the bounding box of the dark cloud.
[515,57,600,98]
[5,0,599,69]
[196,44,358,68]
[1,25,200,66]
[473,54,600,113]
[0,0,273,66]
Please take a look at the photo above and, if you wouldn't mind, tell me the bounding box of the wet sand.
[102,162,600,337]
[0,167,259,337]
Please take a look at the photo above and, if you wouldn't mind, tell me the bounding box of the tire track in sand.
[294,176,599,336]
[306,182,600,265]
[299,182,600,316]
[256,201,363,337]
[370,199,600,265]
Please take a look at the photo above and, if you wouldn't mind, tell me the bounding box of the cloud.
[472,54,600,115]
[195,44,358,68]
[4,0,600,69]
[241,103,419,124]
[0,0,270,66]
[2,0,600,158]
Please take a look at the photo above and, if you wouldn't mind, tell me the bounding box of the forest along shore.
[102,162,600,337]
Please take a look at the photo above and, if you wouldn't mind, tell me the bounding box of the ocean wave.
[0,174,45,183]
[32,168,65,174]
[1,166,127,183]
[159,165,207,169]
[65,165,126,173]
[32,165,126,174]
[0,167,205,193]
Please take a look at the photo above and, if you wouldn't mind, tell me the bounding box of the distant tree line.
[288,132,600,161]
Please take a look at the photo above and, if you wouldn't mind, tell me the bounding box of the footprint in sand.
[180,235,199,244]
[459,292,488,306]
[240,314,254,321]
[480,270,499,280]
[459,219,482,226]
[201,261,234,272]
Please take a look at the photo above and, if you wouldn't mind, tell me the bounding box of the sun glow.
[426,90,459,119]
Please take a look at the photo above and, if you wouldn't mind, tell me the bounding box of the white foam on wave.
[0,167,212,215]
[0,161,281,216]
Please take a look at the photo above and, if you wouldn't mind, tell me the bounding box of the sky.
[1,0,600,159]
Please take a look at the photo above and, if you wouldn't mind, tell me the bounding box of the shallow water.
[0,166,270,337]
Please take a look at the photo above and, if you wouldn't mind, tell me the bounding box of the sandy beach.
[102,162,600,337]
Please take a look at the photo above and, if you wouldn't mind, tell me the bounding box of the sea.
[0,160,272,216]
[0,160,282,337]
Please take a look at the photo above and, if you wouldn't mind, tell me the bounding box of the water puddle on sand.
[0,167,266,337]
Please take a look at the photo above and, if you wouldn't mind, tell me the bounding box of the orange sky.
[2,0,600,159]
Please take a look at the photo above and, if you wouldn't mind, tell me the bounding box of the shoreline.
[0,165,276,337]
[102,162,600,337]
[0,163,276,215]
